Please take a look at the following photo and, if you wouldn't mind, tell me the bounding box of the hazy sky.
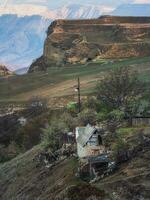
[0,0,150,9]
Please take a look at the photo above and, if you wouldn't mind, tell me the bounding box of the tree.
[96,67,145,115]
[78,109,97,126]
[42,120,68,151]
[60,112,78,130]
[112,137,129,163]
[16,114,48,150]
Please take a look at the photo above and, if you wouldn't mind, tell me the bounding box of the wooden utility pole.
[77,77,81,113]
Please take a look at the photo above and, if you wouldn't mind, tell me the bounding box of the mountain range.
[0,4,109,19]
[0,14,51,71]
[0,4,105,71]
[0,3,149,71]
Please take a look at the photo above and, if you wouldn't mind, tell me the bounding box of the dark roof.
[88,154,109,163]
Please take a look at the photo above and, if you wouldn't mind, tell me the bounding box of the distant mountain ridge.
[0,4,109,19]
[111,4,150,16]
[0,15,51,71]
[15,67,29,75]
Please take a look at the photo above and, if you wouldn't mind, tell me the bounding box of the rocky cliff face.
[29,16,150,72]
[0,65,12,77]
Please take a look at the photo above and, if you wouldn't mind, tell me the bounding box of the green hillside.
[0,57,150,106]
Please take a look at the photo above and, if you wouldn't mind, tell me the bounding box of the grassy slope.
[0,145,80,200]
[0,127,149,200]
[0,145,108,200]
[0,57,150,106]
[95,148,150,199]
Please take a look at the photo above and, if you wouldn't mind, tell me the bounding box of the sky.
[0,0,150,9]
[0,0,149,17]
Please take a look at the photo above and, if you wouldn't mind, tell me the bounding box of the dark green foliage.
[0,142,20,163]
[16,114,48,150]
[42,120,68,151]
[61,112,78,130]
[0,114,20,146]
[67,102,79,114]
[112,136,129,162]
[77,109,97,126]
[96,67,146,119]
[84,96,99,111]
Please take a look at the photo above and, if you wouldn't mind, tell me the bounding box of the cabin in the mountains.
[76,125,105,158]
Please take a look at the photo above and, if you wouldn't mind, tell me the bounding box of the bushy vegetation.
[112,136,129,163]
[41,66,149,152]
[77,109,97,126]
[96,67,145,110]
[1,64,149,164]
[42,120,68,150]
[0,98,50,163]
[16,114,48,150]
[96,67,149,126]
[0,142,20,163]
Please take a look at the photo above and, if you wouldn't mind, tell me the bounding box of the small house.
[76,125,105,158]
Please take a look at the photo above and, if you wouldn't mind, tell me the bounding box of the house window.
[88,140,97,146]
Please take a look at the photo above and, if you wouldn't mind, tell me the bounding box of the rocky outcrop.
[29,16,150,72]
[0,65,12,77]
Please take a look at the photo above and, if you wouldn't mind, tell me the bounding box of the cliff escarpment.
[0,65,12,77]
[29,16,150,72]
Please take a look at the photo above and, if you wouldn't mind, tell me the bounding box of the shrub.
[42,120,68,151]
[16,114,48,150]
[84,97,98,110]
[67,102,78,114]
[77,109,97,126]
[96,67,146,117]
[0,142,20,163]
[96,112,108,122]
[112,137,129,163]
[108,109,125,121]
[60,112,78,130]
